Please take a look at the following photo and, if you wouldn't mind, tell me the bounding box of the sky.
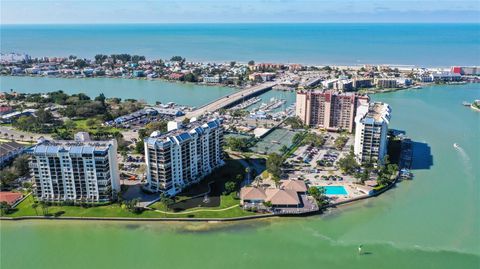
[1,0,479,24]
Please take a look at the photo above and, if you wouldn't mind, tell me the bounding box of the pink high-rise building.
[295,90,368,133]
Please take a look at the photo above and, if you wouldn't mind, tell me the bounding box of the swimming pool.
[321,186,348,195]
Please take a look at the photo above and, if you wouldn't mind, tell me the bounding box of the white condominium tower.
[27,133,120,203]
[354,102,391,164]
[144,119,224,196]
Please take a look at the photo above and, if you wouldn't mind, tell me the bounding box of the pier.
[181,82,276,119]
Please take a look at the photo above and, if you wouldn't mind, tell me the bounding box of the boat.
[462,101,472,106]
[231,97,262,110]
[412,86,422,89]
[453,143,459,148]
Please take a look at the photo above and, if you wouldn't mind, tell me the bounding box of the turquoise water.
[0,76,237,106]
[1,83,479,269]
[324,186,348,195]
[2,23,479,66]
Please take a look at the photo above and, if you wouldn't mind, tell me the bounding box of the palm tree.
[40,201,49,215]
[10,134,14,141]
[30,136,34,143]
[19,134,24,141]
[31,203,39,216]
[159,194,174,217]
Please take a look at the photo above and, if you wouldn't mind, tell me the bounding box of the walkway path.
[151,204,239,215]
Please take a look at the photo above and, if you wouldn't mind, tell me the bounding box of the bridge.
[181,82,277,119]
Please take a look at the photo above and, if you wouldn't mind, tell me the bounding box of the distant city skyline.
[1,0,479,24]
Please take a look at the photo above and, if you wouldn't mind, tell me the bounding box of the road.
[0,126,52,143]
[181,82,277,120]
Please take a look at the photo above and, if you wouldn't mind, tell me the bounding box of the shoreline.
[0,176,398,223]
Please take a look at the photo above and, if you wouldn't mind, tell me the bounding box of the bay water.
[1,82,479,269]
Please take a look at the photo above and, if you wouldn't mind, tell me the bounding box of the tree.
[40,201,49,215]
[94,93,106,106]
[160,194,174,216]
[63,119,76,130]
[224,181,236,194]
[266,153,284,179]
[182,117,190,125]
[308,186,327,206]
[183,73,197,82]
[13,155,30,176]
[125,198,142,213]
[248,60,255,66]
[85,118,97,127]
[135,140,145,155]
[0,201,12,215]
[284,116,305,129]
[170,56,184,62]
[225,137,249,152]
[337,150,359,175]
[31,203,39,216]
[263,201,273,208]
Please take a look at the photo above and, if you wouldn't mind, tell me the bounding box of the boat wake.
[453,143,470,162]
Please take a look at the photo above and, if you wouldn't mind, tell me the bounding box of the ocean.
[1,23,479,66]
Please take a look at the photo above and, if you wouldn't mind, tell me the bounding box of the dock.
[181,82,276,119]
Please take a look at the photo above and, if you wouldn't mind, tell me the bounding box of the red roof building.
[0,192,23,205]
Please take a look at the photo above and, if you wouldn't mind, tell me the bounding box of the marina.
[230,96,262,110]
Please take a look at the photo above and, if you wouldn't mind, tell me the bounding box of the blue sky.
[1,0,479,24]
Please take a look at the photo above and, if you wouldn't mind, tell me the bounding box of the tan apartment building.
[296,90,368,133]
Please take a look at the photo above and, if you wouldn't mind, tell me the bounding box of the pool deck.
[313,182,373,203]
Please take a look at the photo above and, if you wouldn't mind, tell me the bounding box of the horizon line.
[2,21,480,26]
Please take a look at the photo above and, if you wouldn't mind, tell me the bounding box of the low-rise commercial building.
[144,119,224,196]
[375,78,397,89]
[0,141,26,168]
[26,134,120,203]
[354,102,391,164]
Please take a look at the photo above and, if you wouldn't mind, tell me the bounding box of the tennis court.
[250,128,298,155]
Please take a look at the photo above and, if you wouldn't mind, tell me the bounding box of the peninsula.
[0,54,476,221]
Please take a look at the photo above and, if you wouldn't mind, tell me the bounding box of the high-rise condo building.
[295,90,368,133]
[27,133,120,203]
[144,119,224,196]
[354,102,391,164]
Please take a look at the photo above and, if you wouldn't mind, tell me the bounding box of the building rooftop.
[145,118,222,147]
[27,138,113,155]
[0,141,25,158]
[0,192,23,205]
[356,102,391,124]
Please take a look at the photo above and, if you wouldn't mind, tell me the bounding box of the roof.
[0,141,25,157]
[240,187,266,201]
[0,192,23,205]
[280,180,307,193]
[27,140,112,155]
[265,189,300,205]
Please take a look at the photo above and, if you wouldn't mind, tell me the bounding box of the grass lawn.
[4,196,164,218]
[4,159,261,219]
[148,159,261,218]
[150,193,256,218]
[72,119,120,134]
